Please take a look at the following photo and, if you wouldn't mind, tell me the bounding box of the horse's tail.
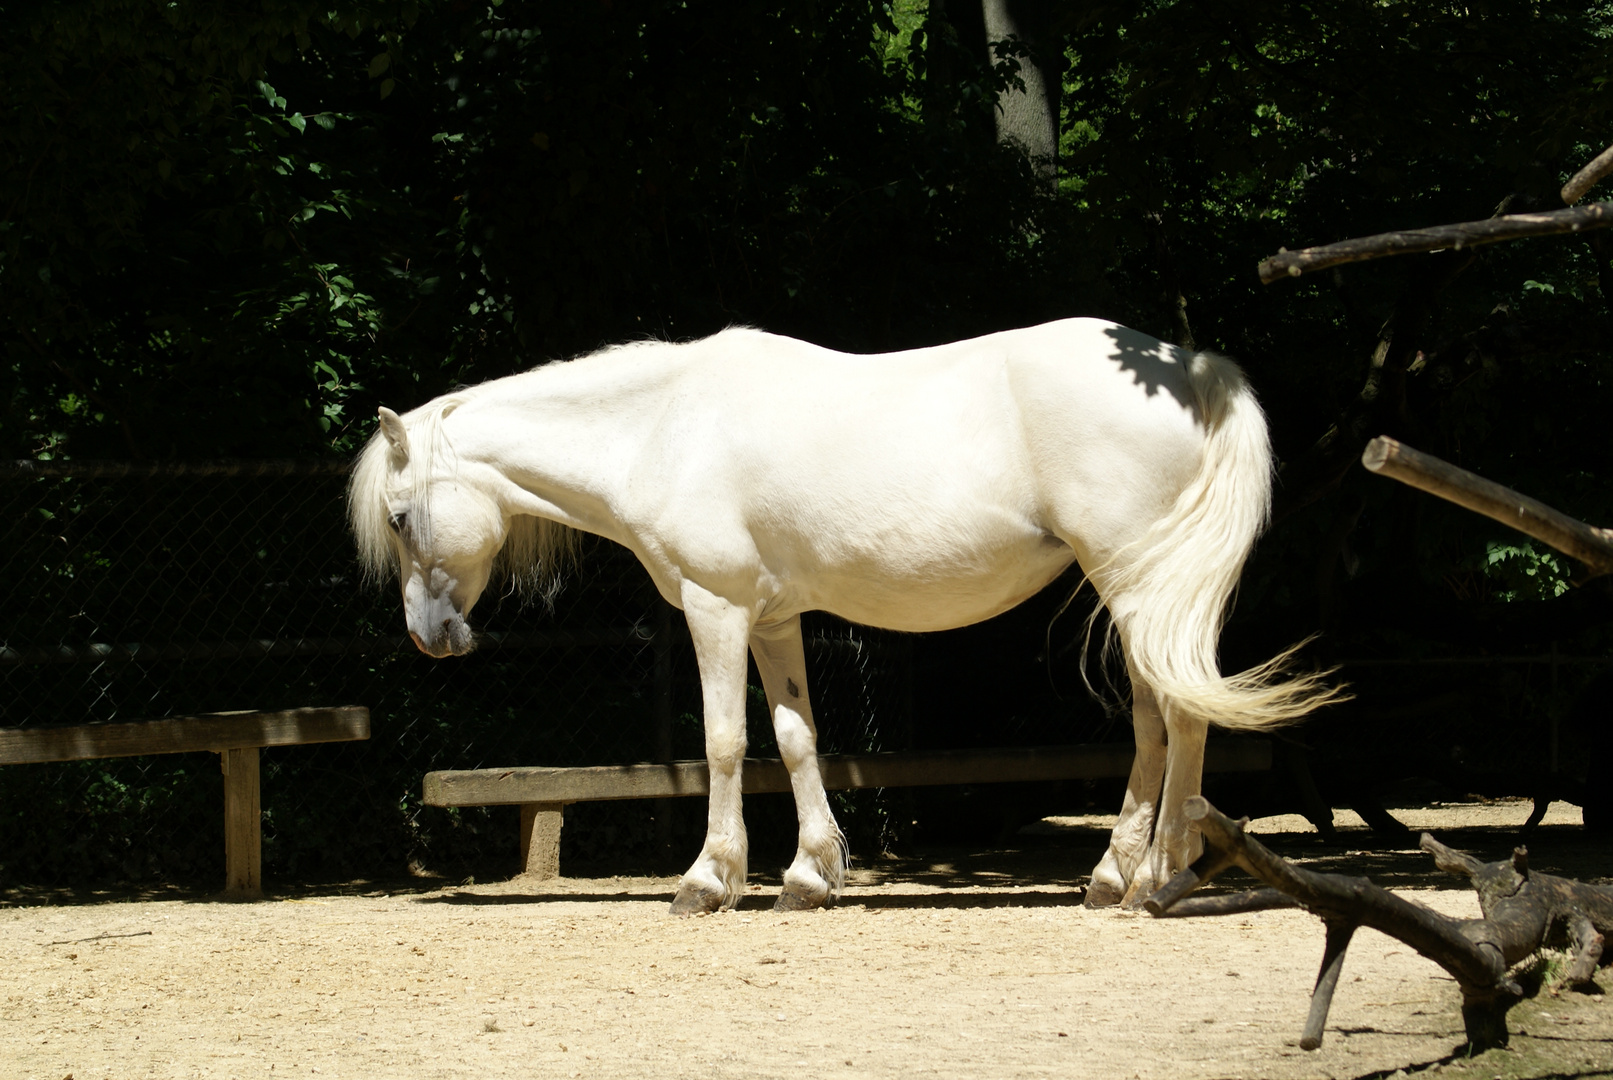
[1096,351,1347,730]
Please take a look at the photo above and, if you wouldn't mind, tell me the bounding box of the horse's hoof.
[1119,878,1151,910]
[669,883,724,917]
[1083,881,1124,909]
[773,884,828,911]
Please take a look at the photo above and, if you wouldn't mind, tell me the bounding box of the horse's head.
[354,405,508,658]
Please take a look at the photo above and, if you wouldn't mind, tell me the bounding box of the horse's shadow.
[414,840,1097,909]
[414,888,1090,910]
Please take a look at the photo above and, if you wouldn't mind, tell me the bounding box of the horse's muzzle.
[408,622,473,658]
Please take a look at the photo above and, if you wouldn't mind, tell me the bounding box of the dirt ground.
[6,799,1613,1080]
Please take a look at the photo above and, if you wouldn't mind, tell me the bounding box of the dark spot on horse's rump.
[786,678,800,698]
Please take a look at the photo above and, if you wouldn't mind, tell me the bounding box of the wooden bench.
[423,739,1272,879]
[0,706,369,899]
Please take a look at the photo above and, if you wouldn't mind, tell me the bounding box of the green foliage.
[2,0,1072,460]
[1484,541,1574,602]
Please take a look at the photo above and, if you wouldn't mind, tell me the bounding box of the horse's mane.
[347,387,577,605]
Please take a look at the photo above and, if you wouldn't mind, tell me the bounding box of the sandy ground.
[5,800,1613,1080]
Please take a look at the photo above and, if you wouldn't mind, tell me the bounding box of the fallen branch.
[1144,797,1613,1052]
[42,930,153,946]
[1563,142,1613,205]
[1420,835,1613,987]
[1360,436,1613,579]
[1258,202,1613,284]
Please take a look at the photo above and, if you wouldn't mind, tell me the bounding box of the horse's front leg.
[669,582,756,916]
[1086,671,1167,908]
[750,616,847,911]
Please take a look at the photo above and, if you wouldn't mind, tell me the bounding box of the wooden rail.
[424,739,1273,879]
[0,707,369,764]
[0,706,370,898]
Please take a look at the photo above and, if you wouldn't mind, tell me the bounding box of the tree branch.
[1563,142,1613,206]
[1258,203,1613,284]
[1360,436,1613,579]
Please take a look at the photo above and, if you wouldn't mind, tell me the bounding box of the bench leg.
[221,747,263,899]
[519,802,565,879]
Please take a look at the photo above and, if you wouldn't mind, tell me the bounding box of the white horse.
[350,318,1340,912]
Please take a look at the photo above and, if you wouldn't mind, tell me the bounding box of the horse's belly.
[801,542,1078,633]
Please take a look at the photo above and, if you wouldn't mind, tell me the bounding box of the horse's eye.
[388,512,407,534]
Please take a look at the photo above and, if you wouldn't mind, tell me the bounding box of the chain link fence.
[5,459,1597,893]
[0,460,922,890]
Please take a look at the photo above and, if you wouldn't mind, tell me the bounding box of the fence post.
[221,747,262,899]
[518,802,565,878]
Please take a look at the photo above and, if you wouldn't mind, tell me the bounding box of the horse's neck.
[448,347,682,543]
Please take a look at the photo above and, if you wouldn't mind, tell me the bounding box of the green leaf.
[368,53,391,78]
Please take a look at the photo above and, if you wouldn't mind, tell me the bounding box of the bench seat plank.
[0,706,370,765]
[423,739,1270,807]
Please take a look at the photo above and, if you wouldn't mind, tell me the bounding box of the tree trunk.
[980,0,1058,184]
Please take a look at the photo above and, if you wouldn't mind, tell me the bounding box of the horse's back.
[700,319,1215,547]
[675,318,1204,456]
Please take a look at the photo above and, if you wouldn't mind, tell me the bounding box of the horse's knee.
[774,716,818,767]
[706,729,746,773]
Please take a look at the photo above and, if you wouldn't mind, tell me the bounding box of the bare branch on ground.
[1144,797,1613,1053]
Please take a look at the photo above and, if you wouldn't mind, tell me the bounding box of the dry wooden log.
[1143,796,1613,1053]
[1257,202,1613,284]
[1419,834,1613,990]
[1361,436,1613,579]
[1151,886,1300,918]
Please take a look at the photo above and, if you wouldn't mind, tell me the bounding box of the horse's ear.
[377,407,409,460]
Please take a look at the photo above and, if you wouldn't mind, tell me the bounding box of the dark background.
[4,0,1613,889]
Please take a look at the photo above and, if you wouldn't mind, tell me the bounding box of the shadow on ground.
[7,814,1610,911]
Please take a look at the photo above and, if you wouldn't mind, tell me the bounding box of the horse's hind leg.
[751,616,847,911]
[1085,669,1166,908]
[670,581,755,916]
[1137,705,1208,903]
